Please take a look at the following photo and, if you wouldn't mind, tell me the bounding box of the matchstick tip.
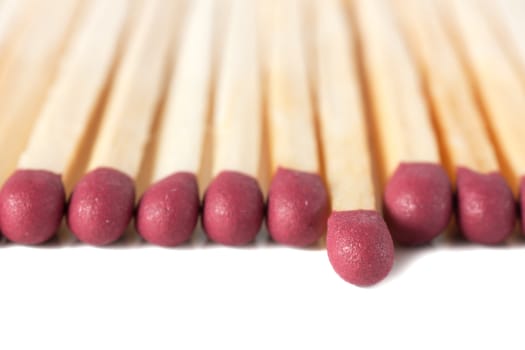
[384,162,452,245]
[266,167,329,247]
[457,167,516,244]
[326,210,394,287]
[136,172,200,246]
[67,167,135,246]
[521,177,525,236]
[0,169,65,244]
[202,171,264,246]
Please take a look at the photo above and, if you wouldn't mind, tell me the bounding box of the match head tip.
[202,171,264,246]
[67,167,135,246]
[457,167,516,244]
[136,172,200,246]
[327,210,394,287]
[266,167,329,247]
[0,169,65,244]
[384,162,452,246]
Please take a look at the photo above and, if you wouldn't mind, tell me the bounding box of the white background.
[0,226,524,349]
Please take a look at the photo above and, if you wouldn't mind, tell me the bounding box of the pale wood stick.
[150,0,216,182]
[266,0,320,174]
[438,0,525,193]
[393,0,499,180]
[0,0,41,79]
[211,0,261,177]
[351,0,440,185]
[18,0,130,190]
[87,0,176,179]
[315,0,376,211]
[0,0,81,186]
[479,0,525,87]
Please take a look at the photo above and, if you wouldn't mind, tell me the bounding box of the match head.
[457,167,515,244]
[266,167,329,246]
[327,210,394,287]
[383,162,452,245]
[0,169,65,244]
[136,172,200,246]
[202,171,264,246]
[67,167,135,246]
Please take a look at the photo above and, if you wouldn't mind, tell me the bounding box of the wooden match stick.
[67,0,177,246]
[437,0,525,194]
[437,0,525,234]
[265,0,329,247]
[135,0,215,247]
[0,0,41,79]
[201,0,264,246]
[479,0,525,85]
[0,0,129,245]
[395,0,515,245]
[315,0,394,286]
[350,0,452,246]
[0,0,81,186]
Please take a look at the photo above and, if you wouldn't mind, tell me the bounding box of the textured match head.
[456,167,515,244]
[202,171,264,245]
[266,167,329,246]
[0,169,65,244]
[67,167,135,246]
[327,210,394,287]
[383,162,452,245]
[136,172,199,246]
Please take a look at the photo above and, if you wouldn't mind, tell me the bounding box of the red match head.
[456,167,515,244]
[67,167,135,246]
[0,169,65,244]
[266,167,329,246]
[327,210,394,287]
[202,171,264,246]
[136,172,200,246]
[383,162,452,245]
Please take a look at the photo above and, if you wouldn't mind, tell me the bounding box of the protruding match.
[265,0,329,247]
[201,0,264,246]
[68,0,176,245]
[394,0,515,244]
[351,0,452,245]
[136,0,216,247]
[315,0,394,286]
[0,0,129,245]
[437,0,525,196]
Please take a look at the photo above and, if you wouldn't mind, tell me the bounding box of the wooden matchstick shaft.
[351,0,440,184]
[211,0,261,177]
[0,0,81,185]
[393,0,499,178]
[267,0,320,174]
[150,0,216,182]
[87,0,176,178]
[18,0,129,188]
[315,0,376,211]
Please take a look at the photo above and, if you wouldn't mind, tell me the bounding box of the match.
[351,0,453,246]
[438,0,525,195]
[395,0,515,245]
[67,0,176,246]
[0,0,128,245]
[201,0,264,246]
[315,0,394,286]
[135,0,215,247]
[265,0,329,247]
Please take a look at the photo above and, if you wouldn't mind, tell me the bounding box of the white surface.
[0,229,524,349]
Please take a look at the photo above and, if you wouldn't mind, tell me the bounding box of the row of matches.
[0,0,524,287]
